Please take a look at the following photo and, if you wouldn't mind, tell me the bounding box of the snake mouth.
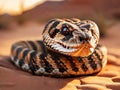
[51,43,78,53]
[43,34,95,57]
[50,41,94,57]
[70,43,94,57]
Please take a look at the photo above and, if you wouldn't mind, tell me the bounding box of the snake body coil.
[11,18,107,77]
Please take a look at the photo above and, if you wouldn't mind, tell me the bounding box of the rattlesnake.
[11,18,107,77]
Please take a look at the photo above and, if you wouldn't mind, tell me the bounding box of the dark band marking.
[71,18,81,22]
[39,53,54,73]
[49,21,60,31]
[50,29,59,38]
[28,41,38,51]
[81,24,91,30]
[66,56,78,72]
[12,47,23,61]
[63,19,75,23]
[29,61,36,74]
[77,57,84,63]
[51,53,67,73]
[95,49,102,60]
[22,49,30,59]
[36,41,47,56]
[79,22,85,26]
[81,63,88,72]
[29,51,39,74]
[58,60,68,73]
[64,18,80,24]
[15,47,23,58]
[21,41,32,49]
[43,19,56,34]
[30,51,37,64]
[94,50,102,67]
[78,57,88,72]
[19,59,25,67]
[88,55,97,70]
[19,41,29,47]
[49,21,60,38]
[11,45,16,53]
[61,35,73,42]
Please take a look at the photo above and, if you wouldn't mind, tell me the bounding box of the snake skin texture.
[11,18,107,77]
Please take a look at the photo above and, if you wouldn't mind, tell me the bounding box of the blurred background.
[0,0,120,55]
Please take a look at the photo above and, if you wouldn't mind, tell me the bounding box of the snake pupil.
[61,27,70,35]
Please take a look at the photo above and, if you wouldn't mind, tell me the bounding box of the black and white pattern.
[11,18,107,77]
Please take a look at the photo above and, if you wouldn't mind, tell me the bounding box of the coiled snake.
[11,18,107,77]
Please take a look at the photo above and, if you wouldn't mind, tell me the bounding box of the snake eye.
[61,27,70,35]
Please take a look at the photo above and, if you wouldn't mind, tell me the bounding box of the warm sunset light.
[0,0,120,90]
[0,0,63,15]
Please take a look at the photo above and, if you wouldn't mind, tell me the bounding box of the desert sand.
[0,21,120,90]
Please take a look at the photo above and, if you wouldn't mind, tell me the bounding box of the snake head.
[42,18,99,57]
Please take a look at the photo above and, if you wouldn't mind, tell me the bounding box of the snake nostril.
[79,36,91,42]
[79,37,83,42]
[88,37,92,40]
[86,35,92,41]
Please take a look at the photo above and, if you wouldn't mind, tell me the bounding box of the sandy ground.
[0,21,120,90]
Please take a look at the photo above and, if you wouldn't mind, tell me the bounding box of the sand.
[0,22,120,90]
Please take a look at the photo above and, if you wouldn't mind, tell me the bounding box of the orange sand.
[0,22,120,90]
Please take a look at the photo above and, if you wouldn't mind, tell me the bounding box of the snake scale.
[11,18,107,77]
